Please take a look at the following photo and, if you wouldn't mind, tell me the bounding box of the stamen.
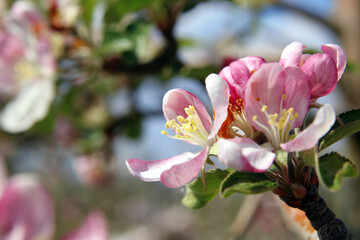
[161,105,212,147]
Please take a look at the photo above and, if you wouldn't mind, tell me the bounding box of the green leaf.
[220,171,277,198]
[319,109,360,151]
[300,147,318,167]
[318,152,358,191]
[182,169,230,209]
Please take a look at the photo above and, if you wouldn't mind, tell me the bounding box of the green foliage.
[300,147,317,167]
[220,171,277,198]
[182,169,230,209]
[319,109,360,151]
[318,152,358,191]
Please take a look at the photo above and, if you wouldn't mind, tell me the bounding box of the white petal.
[280,104,336,152]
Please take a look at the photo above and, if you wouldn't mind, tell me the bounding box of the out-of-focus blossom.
[50,0,80,30]
[60,211,108,240]
[73,154,111,187]
[0,174,55,240]
[0,0,56,133]
[279,41,346,101]
[126,74,229,188]
[91,1,106,46]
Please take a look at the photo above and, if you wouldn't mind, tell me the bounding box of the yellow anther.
[268,120,275,125]
[294,113,298,119]
[287,108,294,114]
[161,130,168,135]
[253,115,258,121]
[177,115,186,123]
[282,109,287,116]
[261,105,268,112]
[282,94,286,100]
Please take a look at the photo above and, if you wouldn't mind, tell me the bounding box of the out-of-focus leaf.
[319,109,360,151]
[345,61,360,73]
[80,0,99,24]
[182,169,230,209]
[105,0,165,23]
[318,152,358,191]
[220,171,277,198]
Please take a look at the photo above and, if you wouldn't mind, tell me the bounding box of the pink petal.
[282,67,311,128]
[219,61,250,104]
[163,89,212,134]
[0,32,24,63]
[126,147,208,188]
[321,44,347,81]
[239,56,266,72]
[279,42,306,67]
[60,211,108,240]
[245,63,310,131]
[219,56,265,104]
[301,53,338,99]
[280,104,336,152]
[218,138,275,172]
[205,74,229,139]
[0,174,55,240]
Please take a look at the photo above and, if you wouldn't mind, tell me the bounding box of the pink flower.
[0,0,56,133]
[60,211,108,240]
[126,74,229,188]
[217,56,265,139]
[279,41,346,101]
[0,174,55,240]
[218,62,336,172]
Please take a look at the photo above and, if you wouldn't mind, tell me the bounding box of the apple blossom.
[279,41,346,101]
[218,62,336,172]
[0,0,56,133]
[0,174,55,240]
[126,74,229,188]
[217,56,265,139]
[60,211,108,240]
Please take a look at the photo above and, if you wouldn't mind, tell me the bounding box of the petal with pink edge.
[126,147,208,188]
[245,63,309,130]
[218,138,275,173]
[163,89,212,134]
[279,42,306,67]
[239,56,266,72]
[205,74,229,139]
[219,61,250,103]
[280,104,336,152]
[301,53,338,99]
[0,174,55,240]
[60,211,108,240]
[321,44,347,81]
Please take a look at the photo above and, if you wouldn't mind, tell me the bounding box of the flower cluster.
[126,42,346,188]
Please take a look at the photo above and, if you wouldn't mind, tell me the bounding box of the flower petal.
[205,74,229,139]
[162,89,212,134]
[218,138,275,172]
[280,104,336,152]
[245,63,310,131]
[301,53,338,99]
[279,42,306,67]
[0,174,55,240]
[0,80,55,133]
[60,211,108,240]
[321,44,347,81]
[239,56,266,72]
[126,147,208,188]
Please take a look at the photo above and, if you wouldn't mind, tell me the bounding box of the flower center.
[251,94,298,148]
[13,60,39,84]
[161,105,212,147]
[218,99,253,139]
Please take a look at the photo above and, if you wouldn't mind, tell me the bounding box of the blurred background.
[0,0,359,239]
